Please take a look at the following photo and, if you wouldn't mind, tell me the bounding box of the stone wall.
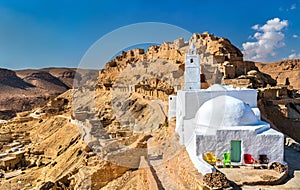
[258,86,289,100]
[222,78,251,88]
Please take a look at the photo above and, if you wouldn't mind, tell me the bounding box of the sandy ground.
[219,167,283,186]
[243,146,300,189]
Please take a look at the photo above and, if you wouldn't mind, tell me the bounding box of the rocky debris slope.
[203,172,229,189]
[0,105,131,189]
[269,162,288,173]
[0,84,209,189]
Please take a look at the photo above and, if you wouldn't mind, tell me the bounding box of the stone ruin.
[189,32,257,82]
[96,32,263,99]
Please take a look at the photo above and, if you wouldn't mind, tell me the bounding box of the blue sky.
[0,0,299,69]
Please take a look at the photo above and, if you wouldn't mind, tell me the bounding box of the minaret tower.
[184,43,201,90]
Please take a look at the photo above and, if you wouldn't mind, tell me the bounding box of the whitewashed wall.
[177,89,258,120]
[185,132,216,175]
[168,95,177,120]
[195,126,284,163]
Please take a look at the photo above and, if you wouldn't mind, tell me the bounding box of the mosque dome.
[207,84,227,91]
[195,95,259,127]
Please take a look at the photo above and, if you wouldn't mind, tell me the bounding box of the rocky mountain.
[0,68,98,120]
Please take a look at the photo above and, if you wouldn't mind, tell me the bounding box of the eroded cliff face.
[256,59,300,91]
[189,32,243,62]
[97,32,250,90]
[97,32,283,93]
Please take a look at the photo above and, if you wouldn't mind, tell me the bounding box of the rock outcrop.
[256,59,300,91]
[97,32,259,91]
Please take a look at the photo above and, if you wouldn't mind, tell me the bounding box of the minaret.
[184,43,201,90]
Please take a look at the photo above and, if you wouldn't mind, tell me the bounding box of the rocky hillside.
[80,32,298,146]
[0,87,207,189]
[95,31,300,163]
[256,59,300,90]
[97,32,276,92]
[1,32,299,189]
[0,68,98,120]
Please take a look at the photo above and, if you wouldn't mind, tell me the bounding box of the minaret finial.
[188,42,196,55]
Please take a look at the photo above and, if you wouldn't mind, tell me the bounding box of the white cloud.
[291,4,297,10]
[242,18,288,62]
[288,52,300,59]
[279,4,296,11]
[293,34,299,38]
[251,24,259,30]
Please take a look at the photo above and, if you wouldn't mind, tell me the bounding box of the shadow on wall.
[260,104,300,143]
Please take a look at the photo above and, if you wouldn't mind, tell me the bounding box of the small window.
[190,59,193,63]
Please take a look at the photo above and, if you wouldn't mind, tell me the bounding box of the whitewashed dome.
[195,95,258,127]
[207,84,227,91]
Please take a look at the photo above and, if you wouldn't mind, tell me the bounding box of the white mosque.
[168,43,285,174]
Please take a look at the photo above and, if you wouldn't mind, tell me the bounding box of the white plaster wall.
[195,128,284,163]
[182,119,197,146]
[185,132,215,175]
[177,90,205,120]
[184,52,201,90]
[168,95,177,120]
[176,93,185,144]
[255,129,284,162]
[185,67,200,83]
[252,108,261,120]
[177,89,258,120]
